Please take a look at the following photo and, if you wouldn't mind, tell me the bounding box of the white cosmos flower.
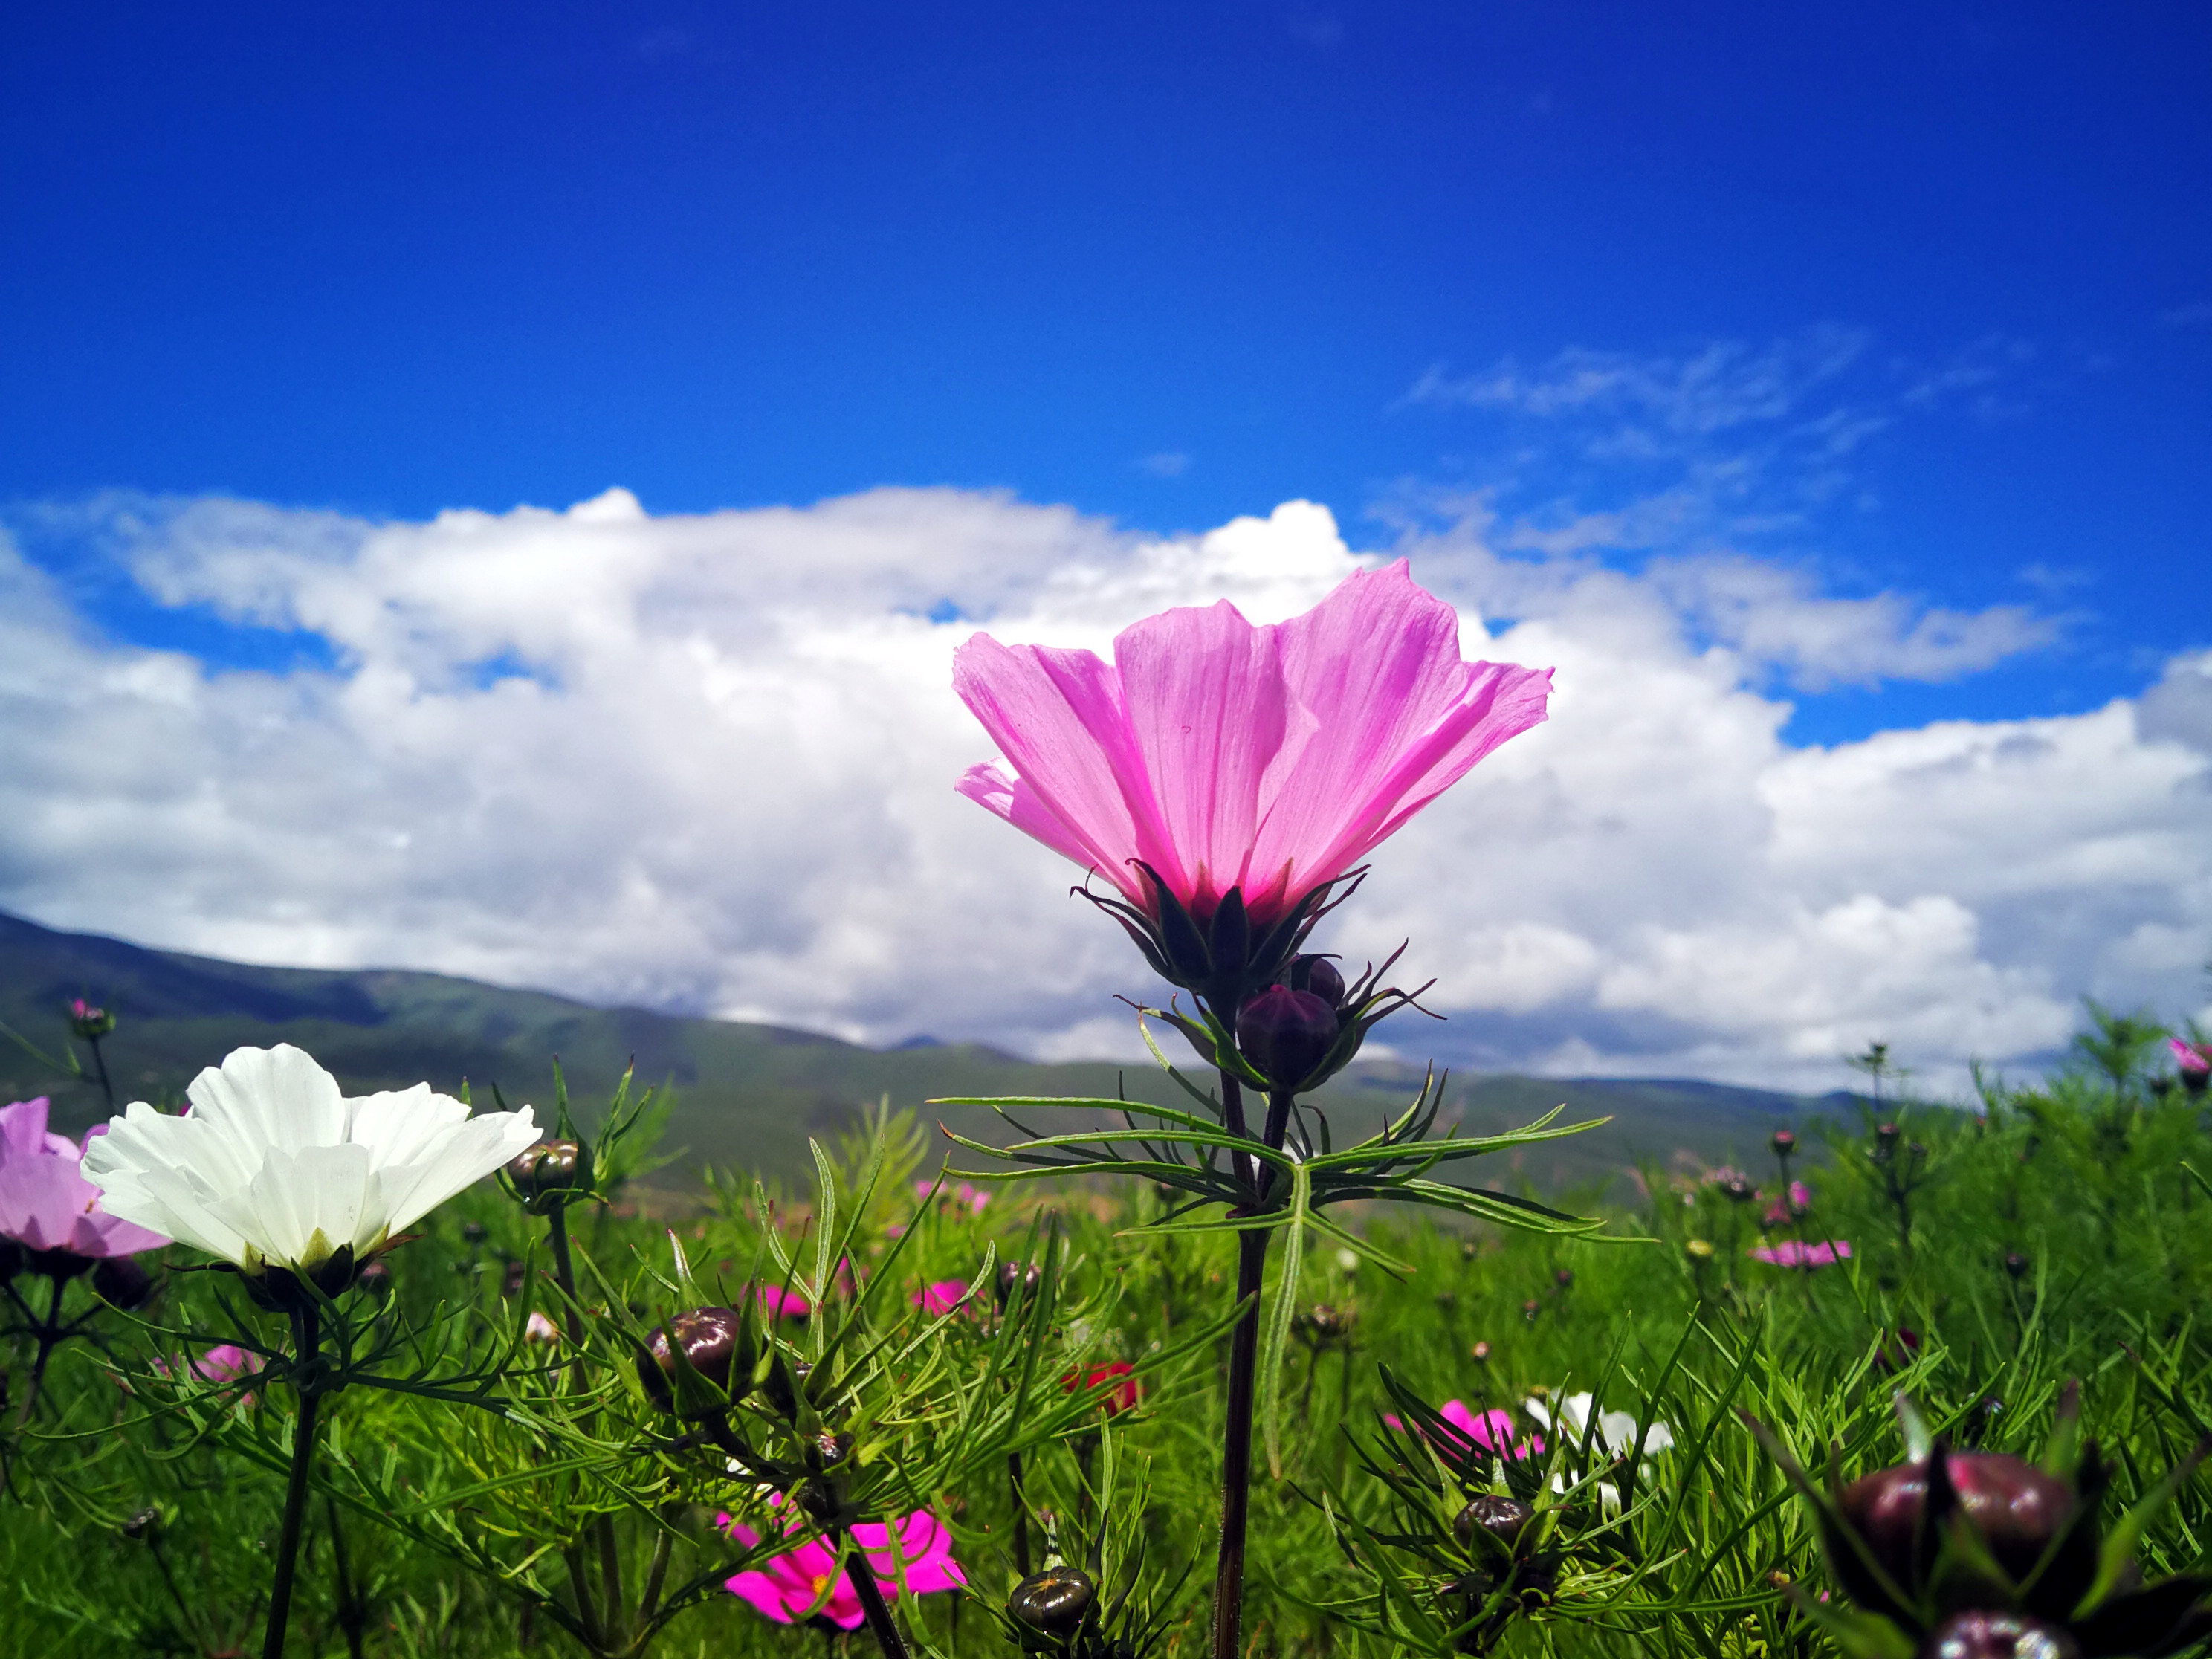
[81,1044,539,1278]
[1525,1391,1676,1515]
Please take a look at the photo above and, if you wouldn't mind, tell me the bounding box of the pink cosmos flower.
[1382,1399,1541,1461]
[912,1178,991,1215]
[719,1507,965,1629]
[952,560,1550,931]
[2170,1038,2211,1083]
[149,1342,265,1404]
[910,1279,972,1317]
[0,1098,169,1262]
[1749,1239,1852,1269]
[1762,1180,1812,1226]
[756,1284,811,1319]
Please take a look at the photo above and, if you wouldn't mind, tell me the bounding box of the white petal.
[186,1046,349,1181]
[345,1084,470,1172]
[376,1107,540,1235]
[212,1143,375,1272]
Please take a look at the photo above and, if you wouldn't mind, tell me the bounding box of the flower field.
[4,1019,2212,1659]
[5,565,2211,1659]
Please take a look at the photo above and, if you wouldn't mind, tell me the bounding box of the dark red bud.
[1008,1565,1096,1636]
[1721,1178,1756,1203]
[1453,1493,1534,1548]
[1771,1128,1797,1155]
[460,1220,488,1245]
[1553,1268,1574,1290]
[638,1307,748,1414]
[2003,1252,2030,1280]
[1287,954,1347,1007]
[995,1259,1041,1308]
[1918,1611,2080,1659]
[1236,985,1340,1090]
[1840,1452,2074,1591]
[508,1139,587,1199]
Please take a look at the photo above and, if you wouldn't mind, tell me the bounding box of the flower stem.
[1212,1224,1270,1659]
[86,1032,115,1113]
[835,1529,911,1659]
[546,1203,623,1649]
[325,1494,367,1659]
[262,1327,324,1659]
[1007,1449,1031,1574]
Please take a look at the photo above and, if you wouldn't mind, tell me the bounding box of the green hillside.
[0,909,1840,1194]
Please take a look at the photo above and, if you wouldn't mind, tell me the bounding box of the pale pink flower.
[2170,1038,2211,1084]
[152,1342,264,1403]
[952,560,1550,928]
[1750,1239,1852,1269]
[0,1098,169,1262]
[524,1310,562,1344]
[719,1507,964,1629]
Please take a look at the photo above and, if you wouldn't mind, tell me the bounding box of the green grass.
[5,1007,2212,1659]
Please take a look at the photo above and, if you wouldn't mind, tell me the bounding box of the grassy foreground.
[5,1021,2212,1659]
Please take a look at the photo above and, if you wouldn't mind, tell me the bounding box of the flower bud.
[92,1255,158,1311]
[637,1307,749,1414]
[1235,985,1340,1090]
[2004,1252,2030,1280]
[1553,1268,1574,1290]
[1770,1128,1797,1157]
[502,1258,528,1297]
[1007,1564,1096,1637]
[1918,1611,2080,1659]
[1684,1238,1714,1260]
[68,1000,116,1041]
[806,1429,855,1473]
[1521,1299,1539,1322]
[1470,1340,1490,1362]
[1453,1492,1534,1548]
[508,1139,588,1200]
[1295,1304,1353,1342]
[121,1507,161,1542]
[1840,1451,2074,1590]
[995,1259,1042,1309]
[1720,1177,1755,1203]
[461,1220,488,1246]
[1285,954,1347,1008]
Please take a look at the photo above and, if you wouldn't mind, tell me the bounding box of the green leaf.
[1261,1160,1312,1478]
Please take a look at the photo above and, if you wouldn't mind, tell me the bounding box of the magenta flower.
[2170,1038,2211,1088]
[719,1507,966,1629]
[911,1177,991,1215]
[1750,1239,1852,1269]
[953,560,1550,983]
[909,1279,972,1317]
[755,1284,810,1319]
[1762,1180,1812,1226]
[1382,1399,1542,1461]
[0,1098,169,1265]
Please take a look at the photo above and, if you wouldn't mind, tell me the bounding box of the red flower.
[1062,1362,1139,1416]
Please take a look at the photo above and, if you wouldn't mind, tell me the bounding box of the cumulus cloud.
[1,488,2206,1095]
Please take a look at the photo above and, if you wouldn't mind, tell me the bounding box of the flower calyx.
[1079,864,1364,1023]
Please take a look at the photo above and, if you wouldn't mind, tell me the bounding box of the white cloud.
[2,489,2206,1097]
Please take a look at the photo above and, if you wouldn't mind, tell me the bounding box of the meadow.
[6,1003,2212,1659]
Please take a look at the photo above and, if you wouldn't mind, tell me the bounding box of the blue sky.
[2,4,2208,1085]
[4,2,2206,744]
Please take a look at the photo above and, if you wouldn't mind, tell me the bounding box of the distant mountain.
[1,910,1845,1197]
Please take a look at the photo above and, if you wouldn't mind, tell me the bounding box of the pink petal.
[951,635,1182,905]
[1249,560,1551,900]
[1113,598,1302,918]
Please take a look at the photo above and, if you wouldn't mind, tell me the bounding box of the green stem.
[326,1494,367,1659]
[1007,1449,1030,1574]
[836,1529,911,1659]
[1212,1225,1270,1659]
[546,1204,620,1649]
[262,1310,324,1659]
[86,1033,115,1113]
